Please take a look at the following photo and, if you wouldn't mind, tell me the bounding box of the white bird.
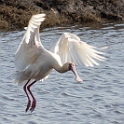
[14,14,105,112]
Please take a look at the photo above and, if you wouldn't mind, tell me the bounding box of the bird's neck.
[54,63,69,73]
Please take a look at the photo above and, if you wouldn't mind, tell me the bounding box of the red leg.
[23,79,31,112]
[27,80,37,112]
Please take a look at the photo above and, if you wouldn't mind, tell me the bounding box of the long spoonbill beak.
[69,63,83,82]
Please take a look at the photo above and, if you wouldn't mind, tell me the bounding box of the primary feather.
[15,14,46,71]
[51,33,105,67]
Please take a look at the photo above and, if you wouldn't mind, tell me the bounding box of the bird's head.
[55,62,82,83]
[68,62,83,83]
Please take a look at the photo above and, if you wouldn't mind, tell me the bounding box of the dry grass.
[81,13,102,23]
[0,1,38,30]
[44,11,71,27]
[0,0,102,31]
[0,0,123,31]
[0,17,9,30]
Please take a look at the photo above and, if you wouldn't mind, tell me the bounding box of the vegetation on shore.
[0,0,124,31]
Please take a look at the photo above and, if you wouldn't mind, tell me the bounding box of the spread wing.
[51,33,105,67]
[15,14,46,71]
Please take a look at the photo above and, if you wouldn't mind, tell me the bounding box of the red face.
[68,63,75,70]
[69,63,82,82]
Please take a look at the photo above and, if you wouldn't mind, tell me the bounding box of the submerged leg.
[23,79,31,112]
[27,80,37,112]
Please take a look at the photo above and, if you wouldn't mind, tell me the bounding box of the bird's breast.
[35,66,53,80]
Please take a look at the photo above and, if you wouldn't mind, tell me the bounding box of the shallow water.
[0,22,124,124]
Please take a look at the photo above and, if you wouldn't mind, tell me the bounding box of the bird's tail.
[13,71,28,85]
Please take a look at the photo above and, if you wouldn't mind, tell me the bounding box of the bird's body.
[15,46,74,84]
[14,14,105,112]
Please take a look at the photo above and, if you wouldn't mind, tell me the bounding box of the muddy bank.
[0,0,124,31]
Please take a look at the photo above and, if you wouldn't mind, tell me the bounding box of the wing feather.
[51,33,105,67]
[15,14,46,71]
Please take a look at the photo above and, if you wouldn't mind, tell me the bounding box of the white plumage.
[14,13,105,112]
[51,32,105,66]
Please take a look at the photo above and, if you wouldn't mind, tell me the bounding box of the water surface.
[0,22,124,124]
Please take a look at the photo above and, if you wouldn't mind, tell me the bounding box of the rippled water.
[0,22,124,124]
